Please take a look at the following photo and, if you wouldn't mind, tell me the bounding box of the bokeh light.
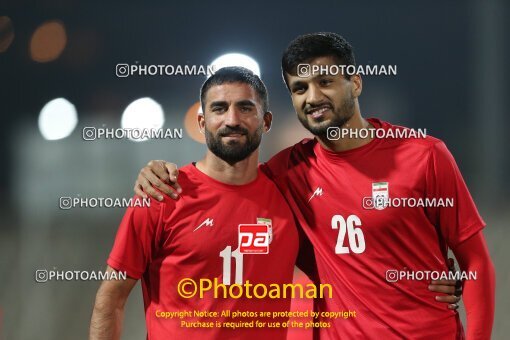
[38,98,78,140]
[209,53,260,77]
[121,97,165,142]
[184,102,205,144]
[30,20,67,62]
[0,16,15,53]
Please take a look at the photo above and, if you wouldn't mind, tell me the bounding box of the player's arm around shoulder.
[134,160,182,201]
[89,265,137,340]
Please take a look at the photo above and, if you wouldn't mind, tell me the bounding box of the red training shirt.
[262,118,485,339]
[108,164,299,340]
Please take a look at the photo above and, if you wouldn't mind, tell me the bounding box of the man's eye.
[293,87,306,94]
[241,106,252,112]
[319,79,332,86]
[212,107,224,112]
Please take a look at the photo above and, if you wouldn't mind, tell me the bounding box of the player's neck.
[317,112,374,152]
[196,150,259,185]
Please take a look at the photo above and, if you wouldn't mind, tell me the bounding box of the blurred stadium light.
[38,98,78,140]
[209,53,261,77]
[120,97,165,142]
[30,20,67,63]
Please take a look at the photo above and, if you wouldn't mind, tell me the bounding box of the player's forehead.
[204,82,260,106]
[286,55,339,86]
[307,55,337,67]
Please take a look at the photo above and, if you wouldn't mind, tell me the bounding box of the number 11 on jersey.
[219,246,244,284]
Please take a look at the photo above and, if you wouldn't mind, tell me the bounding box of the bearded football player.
[134,32,494,339]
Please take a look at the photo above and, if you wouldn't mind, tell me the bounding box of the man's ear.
[197,113,205,134]
[263,111,273,133]
[351,74,362,98]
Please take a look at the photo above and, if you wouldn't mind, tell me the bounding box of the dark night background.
[0,1,508,339]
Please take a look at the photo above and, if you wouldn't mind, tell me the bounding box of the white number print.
[219,246,244,284]
[331,214,366,254]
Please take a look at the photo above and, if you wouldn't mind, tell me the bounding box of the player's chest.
[287,159,428,242]
[160,200,297,260]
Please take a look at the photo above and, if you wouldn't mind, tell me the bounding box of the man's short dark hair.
[281,32,356,89]
[200,66,269,113]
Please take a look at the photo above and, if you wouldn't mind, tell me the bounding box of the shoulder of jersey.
[176,164,199,190]
[264,138,316,176]
[273,138,315,157]
[292,137,317,156]
[382,121,443,149]
[150,164,196,208]
[299,137,315,146]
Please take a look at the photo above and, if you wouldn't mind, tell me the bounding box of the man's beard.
[205,125,263,164]
[298,94,355,137]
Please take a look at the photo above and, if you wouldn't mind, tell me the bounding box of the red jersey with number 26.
[262,118,485,339]
[108,164,299,340]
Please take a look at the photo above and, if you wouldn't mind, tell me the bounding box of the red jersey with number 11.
[108,164,299,340]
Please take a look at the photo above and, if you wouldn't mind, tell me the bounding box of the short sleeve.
[425,141,485,248]
[107,196,165,279]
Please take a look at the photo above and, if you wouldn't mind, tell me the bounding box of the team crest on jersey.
[238,224,270,254]
[256,217,273,244]
[372,182,389,210]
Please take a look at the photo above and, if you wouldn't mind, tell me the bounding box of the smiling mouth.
[307,105,332,119]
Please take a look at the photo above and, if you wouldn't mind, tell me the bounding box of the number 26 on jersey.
[332,214,366,254]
